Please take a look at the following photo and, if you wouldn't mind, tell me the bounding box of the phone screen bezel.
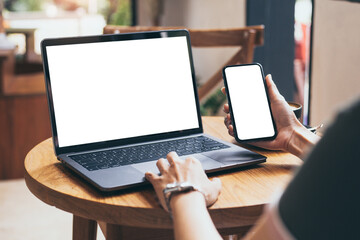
[223,63,277,142]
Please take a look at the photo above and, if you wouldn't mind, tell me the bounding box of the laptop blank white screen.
[46,36,199,147]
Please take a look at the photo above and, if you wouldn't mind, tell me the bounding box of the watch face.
[165,182,178,189]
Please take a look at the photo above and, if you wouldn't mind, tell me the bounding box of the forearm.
[287,126,320,159]
[171,191,222,240]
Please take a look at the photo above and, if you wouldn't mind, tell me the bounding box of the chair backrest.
[103,25,264,101]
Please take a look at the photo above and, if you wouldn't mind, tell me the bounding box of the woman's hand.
[145,152,222,212]
[223,74,317,156]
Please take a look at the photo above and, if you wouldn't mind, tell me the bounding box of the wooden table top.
[24,117,301,230]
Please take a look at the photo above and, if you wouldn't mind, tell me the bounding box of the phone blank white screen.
[46,36,199,147]
[225,65,275,140]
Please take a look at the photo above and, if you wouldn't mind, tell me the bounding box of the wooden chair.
[0,49,45,95]
[0,48,50,180]
[103,25,264,101]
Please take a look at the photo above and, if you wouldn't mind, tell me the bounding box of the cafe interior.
[0,0,359,239]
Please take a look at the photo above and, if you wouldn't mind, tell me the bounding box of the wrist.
[287,125,320,158]
[170,191,207,216]
[163,182,206,213]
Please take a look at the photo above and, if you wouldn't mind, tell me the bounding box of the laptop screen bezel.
[41,30,203,155]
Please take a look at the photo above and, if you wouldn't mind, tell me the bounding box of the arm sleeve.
[278,99,360,239]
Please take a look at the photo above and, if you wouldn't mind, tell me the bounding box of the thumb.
[266,74,280,99]
[145,171,157,184]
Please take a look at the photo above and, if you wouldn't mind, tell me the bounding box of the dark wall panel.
[247,0,295,101]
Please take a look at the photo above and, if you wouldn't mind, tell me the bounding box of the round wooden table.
[24,117,302,240]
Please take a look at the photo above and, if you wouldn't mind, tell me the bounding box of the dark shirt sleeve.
[278,99,360,239]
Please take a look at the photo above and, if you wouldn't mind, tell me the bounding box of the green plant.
[109,0,132,26]
[5,0,43,12]
[200,88,227,116]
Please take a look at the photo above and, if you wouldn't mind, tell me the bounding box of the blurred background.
[1,0,359,239]
[1,0,312,116]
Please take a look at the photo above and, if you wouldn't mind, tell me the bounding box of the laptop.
[41,29,266,191]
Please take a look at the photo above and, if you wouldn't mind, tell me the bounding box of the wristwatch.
[163,182,205,213]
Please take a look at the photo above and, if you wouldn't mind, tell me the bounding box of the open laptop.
[41,29,266,191]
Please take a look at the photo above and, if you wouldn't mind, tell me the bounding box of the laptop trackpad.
[133,155,223,173]
[202,149,265,165]
[133,160,160,175]
[191,154,224,171]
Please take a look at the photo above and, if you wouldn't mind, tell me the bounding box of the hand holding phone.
[222,63,277,142]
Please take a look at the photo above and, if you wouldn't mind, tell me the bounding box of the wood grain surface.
[24,117,301,231]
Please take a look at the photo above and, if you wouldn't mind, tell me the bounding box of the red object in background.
[294,21,311,110]
[53,0,81,11]
[295,22,310,63]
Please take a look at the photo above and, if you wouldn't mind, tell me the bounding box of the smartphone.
[222,63,277,142]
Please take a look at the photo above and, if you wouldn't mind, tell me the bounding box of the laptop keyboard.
[69,136,230,171]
